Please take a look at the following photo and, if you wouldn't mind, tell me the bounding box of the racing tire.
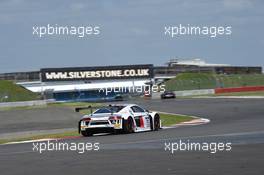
[81,131,93,137]
[149,116,154,131]
[123,117,134,134]
[154,115,160,131]
[112,129,122,135]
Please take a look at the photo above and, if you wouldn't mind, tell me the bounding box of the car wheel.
[123,117,134,134]
[112,129,122,135]
[149,116,154,131]
[81,131,93,137]
[154,115,160,131]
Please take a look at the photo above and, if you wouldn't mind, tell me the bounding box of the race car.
[161,91,176,99]
[77,104,161,136]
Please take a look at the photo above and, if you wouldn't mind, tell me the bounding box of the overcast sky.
[0,0,263,73]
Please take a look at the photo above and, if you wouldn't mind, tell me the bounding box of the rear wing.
[75,105,92,113]
[75,104,116,114]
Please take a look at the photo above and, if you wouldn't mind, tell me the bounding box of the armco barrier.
[152,89,214,99]
[174,89,215,97]
[152,86,264,98]
[151,92,163,99]
[215,86,264,94]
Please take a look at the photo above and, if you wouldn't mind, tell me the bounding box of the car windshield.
[94,106,125,114]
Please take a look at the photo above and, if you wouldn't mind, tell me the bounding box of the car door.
[131,106,151,129]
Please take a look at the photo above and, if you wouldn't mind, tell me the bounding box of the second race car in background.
[161,91,176,99]
[77,104,161,136]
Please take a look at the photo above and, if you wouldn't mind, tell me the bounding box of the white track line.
[2,138,57,145]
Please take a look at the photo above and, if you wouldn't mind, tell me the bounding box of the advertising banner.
[41,64,153,82]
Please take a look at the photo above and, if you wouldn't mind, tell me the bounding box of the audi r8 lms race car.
[78,104,161,136]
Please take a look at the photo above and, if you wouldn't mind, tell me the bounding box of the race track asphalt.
[0,98,264,175]
[0,106,81,134]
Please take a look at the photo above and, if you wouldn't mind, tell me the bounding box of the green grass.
[0,105,47,111]
[50,102,104,115]
[160,113,193,126]
[0,130,78,145]
[165,73,264,91]
[0,80,40,102]
[48,102,103,108]
[0,112,194,144]
[0,101,104,111]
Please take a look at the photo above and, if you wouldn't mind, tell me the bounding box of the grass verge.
[0,80,40,102]
[47,102,102,108]
[0,105,47,111]
[0,130,78,145]
[0,102,104,111]
[165,73,264,91]
[160,113,193,126]
[0,113,194,144]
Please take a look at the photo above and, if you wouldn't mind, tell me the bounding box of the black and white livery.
[78,104,161,137]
